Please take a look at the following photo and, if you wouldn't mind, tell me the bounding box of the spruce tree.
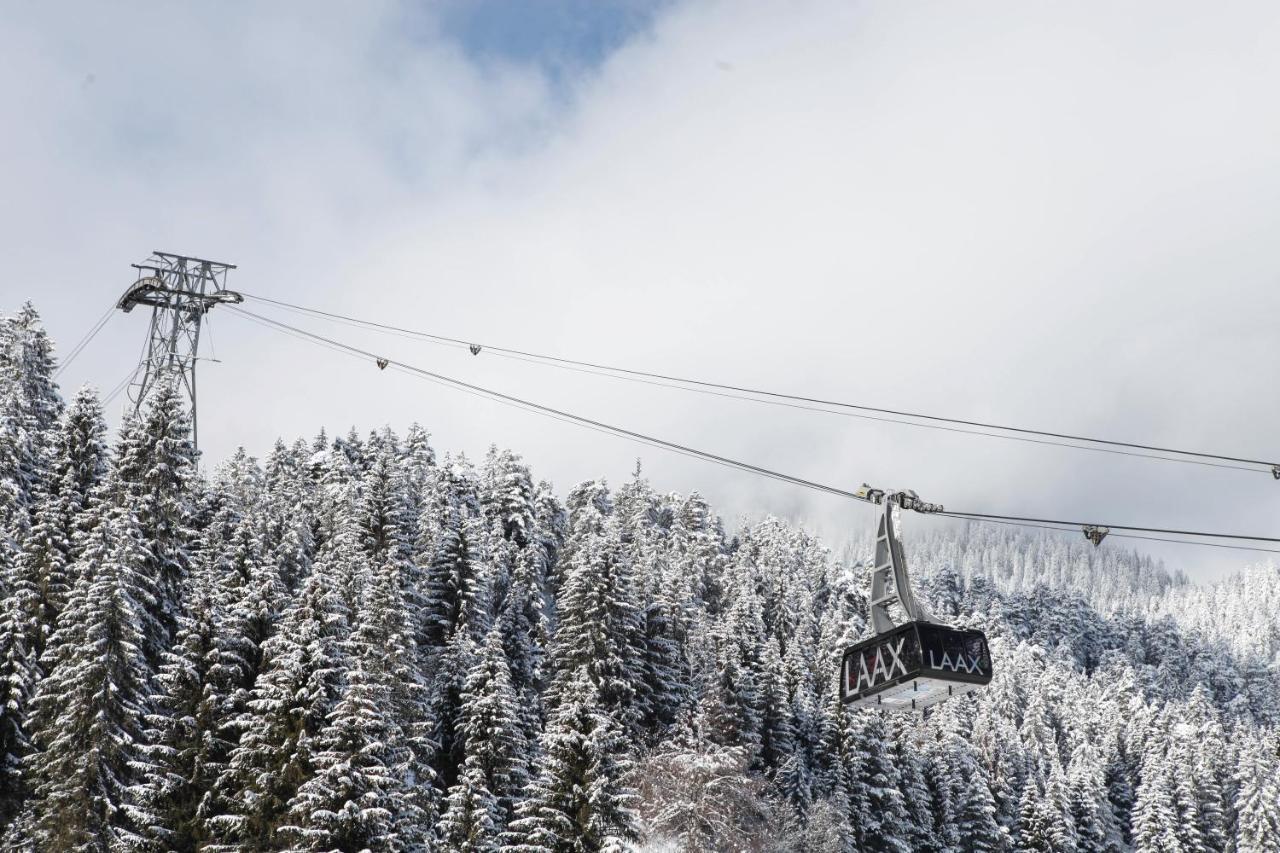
[13,388,109,662]
[211,550,350,849]
[1130,743,1182,853]
[1067,738,1121,853]
[0,572,35,827]
[503,667,635,853]
[0,391,109,827]
[950,758,1005,853]
[278,559,427,852]
[440,626,529,848]
[136,561,234,853]
[497,542,550,753]
[111,382,199,666]
[847,712,911,853]
[263,438,316,592]
[422,465,490,648]
[0,303,62,548]
[21,504,157,850]
[547,486,643,737]
[1233,733,1280,853]
[480,447,536,549]
[1016,779,1053,853]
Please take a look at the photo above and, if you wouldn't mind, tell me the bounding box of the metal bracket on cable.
[1083,525,1109,547]
[856,483,945,633]
[1272,464,1280,480]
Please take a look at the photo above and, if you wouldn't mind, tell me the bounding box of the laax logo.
[850,637,908,693]
[927,649,983,674]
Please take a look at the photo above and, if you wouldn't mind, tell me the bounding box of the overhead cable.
[54,304,116,380]
[237,292,1278,476]
[226,305,1280,553]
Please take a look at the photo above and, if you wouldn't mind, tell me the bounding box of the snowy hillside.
[1,303,1278,851]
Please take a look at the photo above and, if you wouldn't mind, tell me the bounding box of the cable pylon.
[117,251,240,449]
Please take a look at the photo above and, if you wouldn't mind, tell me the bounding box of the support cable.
[235,292,1274,471]
[54,304,115,379]
[245,298,1263,474]
[237,292,1278,475]
[226,305,1280,553]
[103,363,142,407]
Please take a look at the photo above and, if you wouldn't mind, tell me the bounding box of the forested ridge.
[0,302,1277,852]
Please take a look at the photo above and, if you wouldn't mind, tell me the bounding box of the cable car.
[839,488,992,711]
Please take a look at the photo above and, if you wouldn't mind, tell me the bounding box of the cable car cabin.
[841,487,995,712]
[840,620,992,710]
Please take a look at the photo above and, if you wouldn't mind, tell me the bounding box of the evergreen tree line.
[0,303,1277,852]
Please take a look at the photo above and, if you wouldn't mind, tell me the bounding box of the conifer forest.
[2,302,1278,853]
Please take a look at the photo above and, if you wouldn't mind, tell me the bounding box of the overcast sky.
[4,0,1279,581]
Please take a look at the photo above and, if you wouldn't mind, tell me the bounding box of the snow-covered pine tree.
[1016,778,1053,853]
[0,569,35,828]
[277,556,428,852]
[421,461,491,648]
[757,636,799,784]
[210,511,283,701]
[262,437,316,592]
[845,711,912,853]
[360,430,416,564]
[19,502,158,850]
[1130,739,1183,853]
[503,666,635,853]
[211,543,351,849]
[481,447,536,549]
[497,542,550,756]
[439,625,529,849]
[546,481,644,738]
[0,304,62,549]
[668,491,726,617]
[403,422,436,494]
[110,381,199,667]
[885,714,941,853]
[633,543,690,740]
[1066,737,1122,853]
[616,470,691,741]
[13,387,110,664]
[697,564,766,761]
[136,558,236,853]
[1182,689,1229,853]
[0,307,64,795]
[947,764,1006,853]
[1233,730,1280,853]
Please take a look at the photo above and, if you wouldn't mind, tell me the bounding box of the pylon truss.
[118,251,240,448]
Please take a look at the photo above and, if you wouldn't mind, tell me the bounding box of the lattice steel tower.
[117,251,241,449]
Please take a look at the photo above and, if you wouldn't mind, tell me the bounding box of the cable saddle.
[1082,525,1109,546]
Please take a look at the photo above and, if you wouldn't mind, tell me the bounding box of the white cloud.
[6,0,1280,579]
